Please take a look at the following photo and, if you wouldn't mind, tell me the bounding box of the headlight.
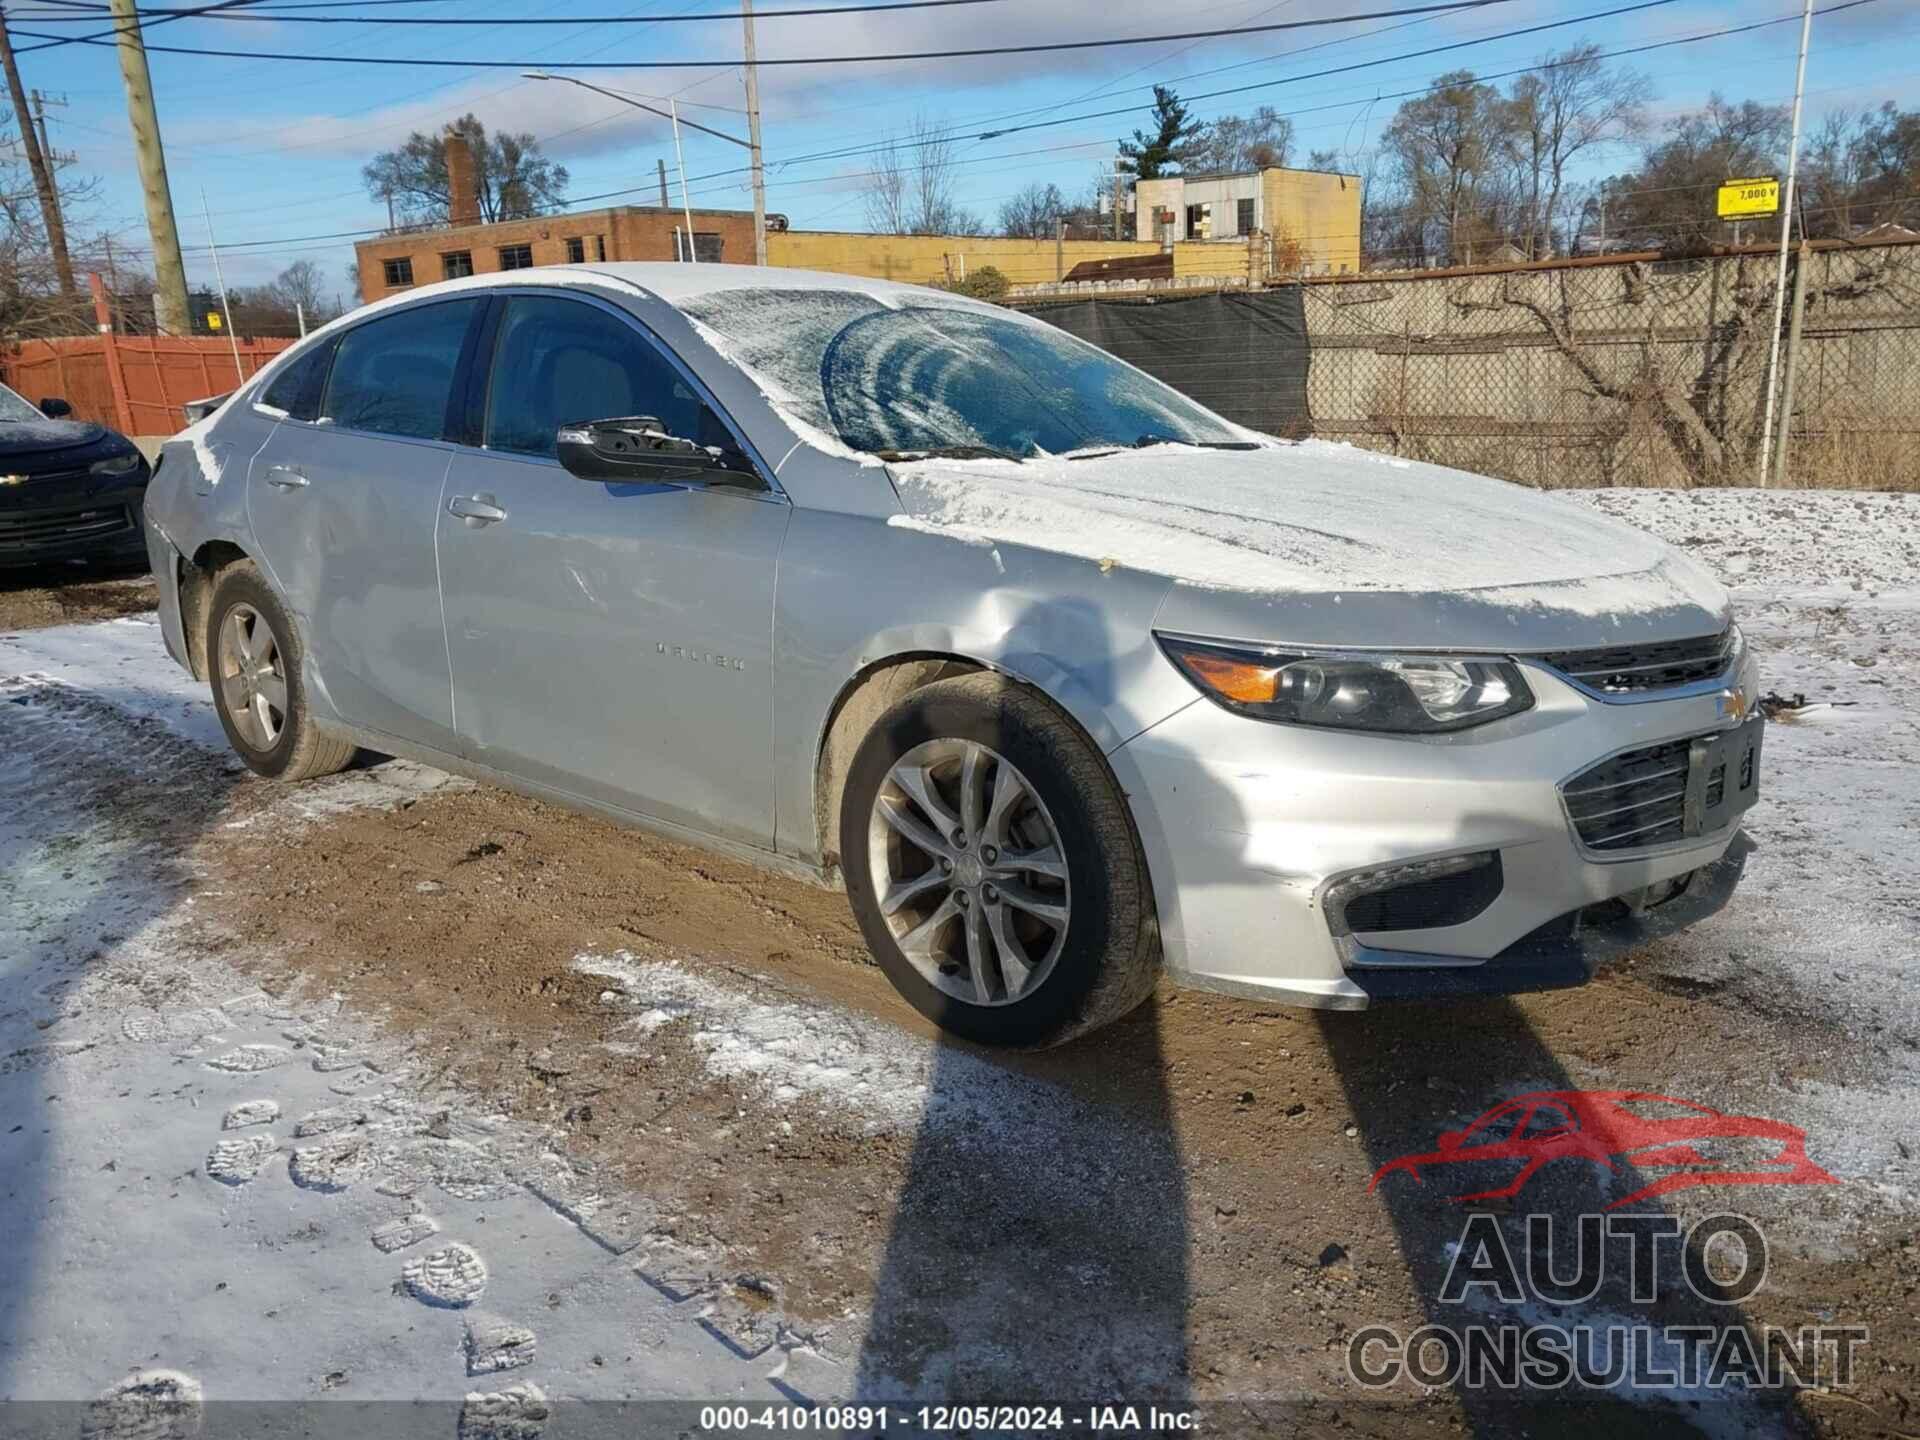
[90,450,142,477]
[1157,634,1534,734]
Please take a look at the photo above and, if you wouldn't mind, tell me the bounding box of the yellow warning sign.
[1717,177,1779,219]
[206,311,223,331]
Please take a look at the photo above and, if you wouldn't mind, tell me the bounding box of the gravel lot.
[1,489,1914,1438]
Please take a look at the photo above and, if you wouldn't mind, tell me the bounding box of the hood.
[886,440,1730,649]
[0,416,111,459]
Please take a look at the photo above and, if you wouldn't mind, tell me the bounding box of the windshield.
[0,383,44,423]
[679,287,1244,458]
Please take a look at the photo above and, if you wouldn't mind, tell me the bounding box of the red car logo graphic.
[1370,1090,1837,1209]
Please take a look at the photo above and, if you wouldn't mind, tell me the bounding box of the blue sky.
[12,0,1920,294]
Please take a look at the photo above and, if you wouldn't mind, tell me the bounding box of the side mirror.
[39,396,72,418]
[555,416,759,488]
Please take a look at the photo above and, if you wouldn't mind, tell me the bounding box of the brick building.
[353,123,761,302]
[353,202,760,304]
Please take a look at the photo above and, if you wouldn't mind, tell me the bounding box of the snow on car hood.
[887,440,1726,617]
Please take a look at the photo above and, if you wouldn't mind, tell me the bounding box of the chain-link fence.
[1301,240,1920,490]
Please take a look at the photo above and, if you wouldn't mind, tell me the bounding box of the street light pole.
[670,99,695,259]
[523,72,761,264]
[742,0,766,266]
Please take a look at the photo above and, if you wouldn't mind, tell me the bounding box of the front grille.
[1561,737,1693,852]
[1536,628,1736,695]
[0,504,133,551]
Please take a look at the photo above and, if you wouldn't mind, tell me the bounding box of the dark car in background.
[0,380,151,570]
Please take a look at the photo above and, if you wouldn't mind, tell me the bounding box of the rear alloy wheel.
[217,603,288,751]
[207,561,357,781]
[842,673,1159,1047]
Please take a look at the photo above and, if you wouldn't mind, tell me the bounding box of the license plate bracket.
[1683,715,1763,837]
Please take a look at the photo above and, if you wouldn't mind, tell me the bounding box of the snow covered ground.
[0,633,832,1430]
[1,486,1915,1432]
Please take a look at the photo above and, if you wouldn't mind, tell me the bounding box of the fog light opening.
[1324,851,1504,939]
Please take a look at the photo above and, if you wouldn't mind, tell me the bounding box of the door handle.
[265,465,308,489]
[448,494,508,525]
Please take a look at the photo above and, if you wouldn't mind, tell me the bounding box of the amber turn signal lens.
[1180,651,1280,704]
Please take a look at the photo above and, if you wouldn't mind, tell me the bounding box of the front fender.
[769,508,1194,864]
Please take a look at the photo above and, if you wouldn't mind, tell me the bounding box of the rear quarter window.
[322,299,481,440]
[260,334,340,421]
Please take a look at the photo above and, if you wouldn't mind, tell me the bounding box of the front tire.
[206,561,356,781]
[841,673,1159,1048]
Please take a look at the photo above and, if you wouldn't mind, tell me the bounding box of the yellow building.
[766,231,1161,287]
[1133,167,1362,275]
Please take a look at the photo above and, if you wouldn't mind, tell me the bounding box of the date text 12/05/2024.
[698,1406,1200,1432]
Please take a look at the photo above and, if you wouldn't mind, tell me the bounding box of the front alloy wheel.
[841,673,1159,1047]
[868,738,1071,1007]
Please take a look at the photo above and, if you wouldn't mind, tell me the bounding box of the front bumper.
[1109,655,1760,1010]
[0,462,149,568]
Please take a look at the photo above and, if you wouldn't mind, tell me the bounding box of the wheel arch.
[810,648,1147,890]
[179,539,255,681]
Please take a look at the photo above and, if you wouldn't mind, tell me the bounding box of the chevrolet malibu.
[141,264,1760,1047]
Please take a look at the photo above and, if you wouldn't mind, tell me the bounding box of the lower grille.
[0,505,133,551]
[1561,737,1693,852]
[1536,628,1736,696]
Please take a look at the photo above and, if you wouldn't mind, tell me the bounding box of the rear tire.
[206,561,356,781]
[841,673,1159,1048]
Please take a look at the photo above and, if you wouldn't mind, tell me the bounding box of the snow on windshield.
[680,287,1241,457]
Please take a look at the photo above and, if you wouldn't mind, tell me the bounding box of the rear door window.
[323,299,481,440]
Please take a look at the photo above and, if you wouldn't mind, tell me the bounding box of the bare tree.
[0,125,105,341]
[1503,44,1650,257]
[862,114,981,235]
[999,182,1067,238]
[1609,95,1791,249]
[1188,106,1294,174]
[269,260,336,324]
[362,113,568,227]
[1380,71,1515,264]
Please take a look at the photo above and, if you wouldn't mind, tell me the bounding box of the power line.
[19,0,1015,22]
[95,0,1889,259]
[14,0,1524,61]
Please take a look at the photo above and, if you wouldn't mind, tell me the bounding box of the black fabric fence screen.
[1017,287,1312,438]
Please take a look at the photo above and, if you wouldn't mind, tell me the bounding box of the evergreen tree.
[1119,87,1205,179]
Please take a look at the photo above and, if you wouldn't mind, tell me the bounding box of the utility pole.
[657,158,669,209]
[1112,159,1125,242]
[741,0,766,266]
[0,14,76,296]
[1758,0,1814,486]
[1773,221,1812,486]
[107,0,190,336]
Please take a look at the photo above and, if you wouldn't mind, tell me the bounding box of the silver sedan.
[142,264,1759,1046]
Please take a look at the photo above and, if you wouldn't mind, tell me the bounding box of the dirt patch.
[0,564,155,630]
[183,768,1918,1434]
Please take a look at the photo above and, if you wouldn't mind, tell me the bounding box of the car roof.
[359,261,989,317]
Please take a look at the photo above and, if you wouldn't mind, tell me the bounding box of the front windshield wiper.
[875,444,1025,464]
[1131,433,1262,451]
[1065,434,1262,460]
